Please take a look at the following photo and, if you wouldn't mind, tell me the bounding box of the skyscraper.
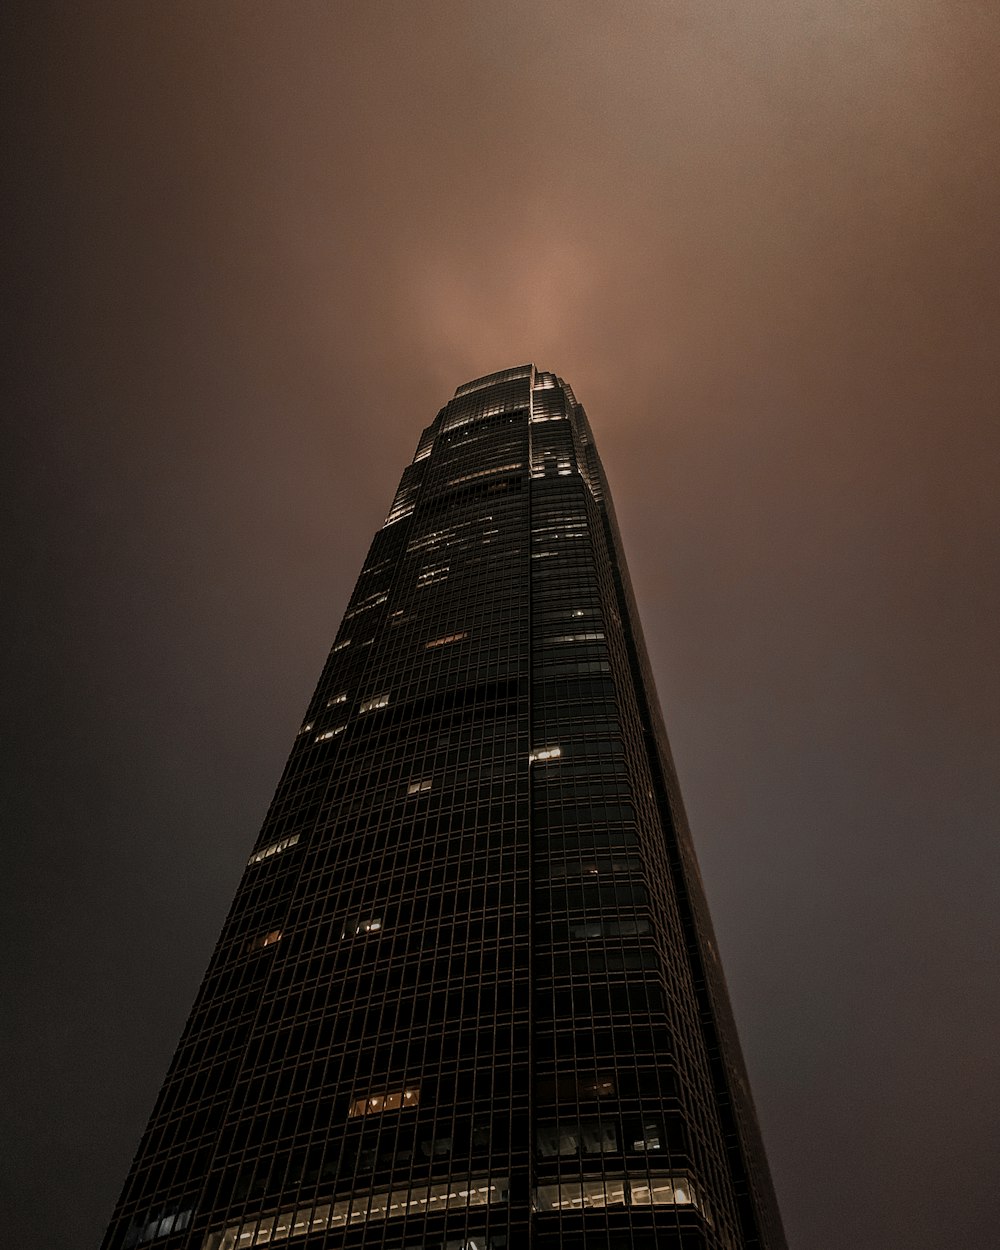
[103,365,785,1250]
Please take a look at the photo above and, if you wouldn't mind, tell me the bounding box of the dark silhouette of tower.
[102,366,786,1250]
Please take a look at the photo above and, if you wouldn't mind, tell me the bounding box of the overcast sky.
[4,3,1000,1247]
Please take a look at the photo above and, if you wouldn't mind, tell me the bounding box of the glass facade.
[102,366,786,1250]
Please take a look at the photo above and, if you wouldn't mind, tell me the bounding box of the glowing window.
[341,917,382,939]
[348,1086,420,1118]
[297,722,313,735]
[359,694,389,713]
[314,726,345,742]
[425,631,468,649]
[407,779,433,795]
[247,833,300,866]
[332,639,351,652]
[532,1174,697,1213]
[447,462,522,486]
[344,591,388,619]
[632,1120,664,1151]
[326,693,347,706]
[246,930,282,953]
[630,1176,696,1206]
[529,746,562,763]
[207,1174,508,1249]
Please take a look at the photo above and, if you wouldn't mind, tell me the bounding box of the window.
[207,1175,508,1250]
[326,693,347,706]
[124,1207,193,1248]
[315,726,345,742]
[631,1120,664,1151]
[359,694,389,713]
[341,917,382,939]
[296,722,314,735]
[533,1175,698,1213]
[407,779,433,795]
[332,639,351,652]
[536,1120,618,1157]
[447,463,522,486]
[529,745,562,763]
[246,930,282,953]
[344,591,388,619]
[630,1176,695,1206]
[247,833,300,866]
[348,1086,420,1118]
[567,918,650,940]
[425,631,468,649]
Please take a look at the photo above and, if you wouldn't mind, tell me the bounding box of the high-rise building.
[102,365,785,1250]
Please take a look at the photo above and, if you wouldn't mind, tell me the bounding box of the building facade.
[102,365,786,1250]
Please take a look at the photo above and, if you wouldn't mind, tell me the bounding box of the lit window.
[297,721,314,735]
[315,725,345,742]
[333,639,351,652]
[529,746,562,763]
[344,591,388,620]
[548,632,605,642]
[632,1121,663,1151]
[247,833,300,866]
[247,929,282,952]
[532,1174,698,1212]
[348,1086,420,1118]
[425,631,468,649]
[359,694,389,713]
[417,564,449,586]
[408,526,455,553]
[407,779,433,795]
[630,1175,696,1206]
[326,693,347,706]
[208,1174,508,1248]
[447,462,522,486]
[341,917,383,939]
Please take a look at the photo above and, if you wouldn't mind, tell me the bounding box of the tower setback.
[103,365,786,1250]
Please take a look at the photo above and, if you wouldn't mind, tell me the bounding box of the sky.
[3,2,999,1247]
